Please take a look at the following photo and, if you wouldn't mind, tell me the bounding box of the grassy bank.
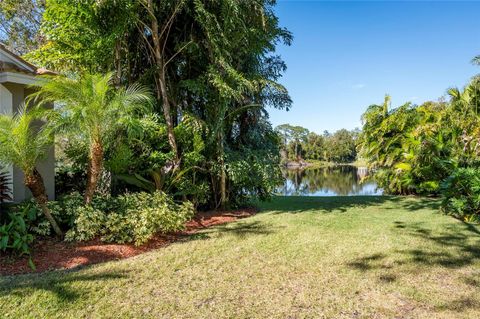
[1,196,480,318]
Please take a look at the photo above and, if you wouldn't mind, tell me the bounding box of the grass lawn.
[1,196,480,318]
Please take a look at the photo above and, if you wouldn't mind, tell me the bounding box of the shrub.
[65,205,106,242]
[0,205,36,269]
[15,191,194,246]
[440,167,480,222]
[66,191,194,245]
[15,193,78,236]
[17,192,118,236]
[226,148,283,206]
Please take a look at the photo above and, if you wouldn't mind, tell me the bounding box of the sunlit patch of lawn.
[1,196,480,318]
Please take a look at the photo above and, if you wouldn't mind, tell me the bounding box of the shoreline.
[283,160,367,169]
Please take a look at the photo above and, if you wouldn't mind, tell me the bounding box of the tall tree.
[275,124,309,160]
[29,0,292,208]
[140,0,184,164]
[0,0,45,55]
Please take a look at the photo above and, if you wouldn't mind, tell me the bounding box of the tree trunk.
[24,169,63,237]
[218,130,227,209]
[114,39,122,87]
[148,0,179,164]
[158,67,179,164]
[220,166,227,209]
[84,140,103,205]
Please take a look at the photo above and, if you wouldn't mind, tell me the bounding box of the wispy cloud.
[352,83,366,89]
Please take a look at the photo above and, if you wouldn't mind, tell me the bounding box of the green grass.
[2,196,480,318]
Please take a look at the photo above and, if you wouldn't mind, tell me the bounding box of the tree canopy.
[15,0,293,209]
[276,124,359,163]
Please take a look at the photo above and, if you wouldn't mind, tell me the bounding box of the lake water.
[278,165,383,196]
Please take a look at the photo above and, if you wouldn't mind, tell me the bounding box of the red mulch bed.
[0,208,256,276]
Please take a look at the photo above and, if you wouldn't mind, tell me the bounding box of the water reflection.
[278,166,382,196]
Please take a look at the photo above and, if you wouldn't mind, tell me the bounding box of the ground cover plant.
[1,196,480,319]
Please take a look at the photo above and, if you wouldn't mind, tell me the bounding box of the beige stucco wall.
[0,82,55,202]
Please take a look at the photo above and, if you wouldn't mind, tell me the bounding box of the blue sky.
[269,0,480,133]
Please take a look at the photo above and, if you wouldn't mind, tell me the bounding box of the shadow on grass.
[436,297,480,312]
[182,220,278,242]
[260,195,440,214]
[0,221,276,305]
[347,219,480,290]
[0,269,130,304]
[392,221,480,269]
[212,220,276,238]
[349,220,480,269]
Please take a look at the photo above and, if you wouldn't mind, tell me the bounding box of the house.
[0,44,55,202]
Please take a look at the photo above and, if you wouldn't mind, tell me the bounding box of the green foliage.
[30,72,153,204]
[275,124,309,160]
[359,73,480,215]
[25,0,135,72]
[64,192,194,246]
[15,195,76,236]
[55,161,87,197]
[227,148,282,205]
[276,124,358,163]
[0,0,45,55]
[0,104,53,177]
[61,193,107,241]
[0,205,36,267]
[23,191,194,244]
[0,104,63,236]
[54,136,88,196]
[323,129,359,163]
[441,168,480,221]
[26,0,291,209]
[31,73,153,148]
[359,96,459,195]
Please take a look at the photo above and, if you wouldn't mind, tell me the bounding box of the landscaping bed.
[0,208,256,276]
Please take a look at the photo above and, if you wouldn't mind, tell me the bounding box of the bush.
[65,191,194,245]
[441,167,480,222]
[15,193,79,236]
[16,192,118,236]
[226,147,283,207]
[0,205,36,268]
[15,191,194,246]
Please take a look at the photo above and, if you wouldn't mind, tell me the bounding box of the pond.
[278,165,383,196]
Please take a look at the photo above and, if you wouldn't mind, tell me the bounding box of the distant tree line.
[275,124,359,163]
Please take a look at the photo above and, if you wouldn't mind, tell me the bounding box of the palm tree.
[31,73,152,204]
[0,105,63,236]
[448,78,480,161]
